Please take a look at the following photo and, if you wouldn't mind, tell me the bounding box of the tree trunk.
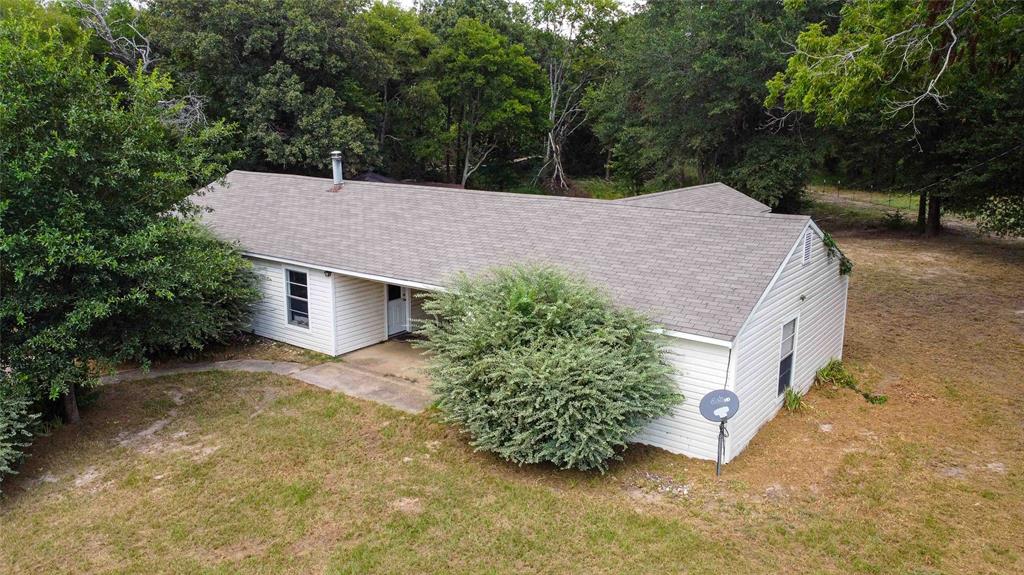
[62,384,81,424]
[379,82,389,149]
[916,189,928,233]
[926,194,942,235]
[461,124,473,187]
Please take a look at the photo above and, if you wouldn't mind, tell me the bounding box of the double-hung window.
[777,319,797,395]
[286,270,309,328]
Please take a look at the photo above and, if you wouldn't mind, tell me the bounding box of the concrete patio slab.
[340,340,432,386]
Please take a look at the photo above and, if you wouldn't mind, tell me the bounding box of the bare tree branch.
[157,93,208,131]
[786,0,992,136]
[74,1,210,131]
[73,0,158,72]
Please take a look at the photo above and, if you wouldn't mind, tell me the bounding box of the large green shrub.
[417,266,681,472]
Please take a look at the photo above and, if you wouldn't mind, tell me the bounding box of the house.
[197,156,848,463]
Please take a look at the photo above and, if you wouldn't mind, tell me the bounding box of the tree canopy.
[0,7,259,483]
[585,0,825,209]
[767,0,1024,234]
[12,0,1007,233]
[430,17,547,186]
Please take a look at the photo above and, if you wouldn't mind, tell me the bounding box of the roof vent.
[329,150,343,191]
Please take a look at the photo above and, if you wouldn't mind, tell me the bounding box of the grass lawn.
[808,184,921,213]
[2,224,1023,573]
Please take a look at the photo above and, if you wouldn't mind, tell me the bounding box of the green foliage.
[587,0,823,193]
[725,137,812,212]
[430,17,547,186]
[821,232,854,276]
[147,0,381,174]
[815,360,886,405]
[0,383,38,491]
[416,266,681,472]
[971,197,1024,237]
[882,209,909,231]
[0,12,257,420]
[783,387,806,413]
[418,0,533,46]
[768,1,1024,235]
[815,360,853,388]
[146,1,546,185]
[357,2,444,178]
[98,222,261,361]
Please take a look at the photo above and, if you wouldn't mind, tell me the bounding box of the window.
[387,284,402,301]
[778,319,796,395]
[286,270,309,328]
[802,231,813,264]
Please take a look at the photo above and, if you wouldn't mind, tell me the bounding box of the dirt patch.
[391,497,424,515]
[73,467,103,490]
[249,385,286,419]
[145,334,334,370]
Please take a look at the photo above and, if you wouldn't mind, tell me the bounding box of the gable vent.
[802,231,813,264]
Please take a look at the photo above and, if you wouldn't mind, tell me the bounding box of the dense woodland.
[1,0,1023,483]
[8,0,1024,230]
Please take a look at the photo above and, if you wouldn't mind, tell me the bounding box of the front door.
[387,284,408,336]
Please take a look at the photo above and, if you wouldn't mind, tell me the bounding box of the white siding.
[334,274,387,355]
[248,258,336,355]
[727,224,849,460]
[635,338,732,461]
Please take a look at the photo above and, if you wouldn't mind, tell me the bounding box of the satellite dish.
[699,389,740,423]
[699,389,740,477]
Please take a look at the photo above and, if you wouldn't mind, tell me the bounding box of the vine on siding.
[821,232,853,276]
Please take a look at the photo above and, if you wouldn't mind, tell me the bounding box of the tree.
[726,137,813,213]
[586,0,823,207]
[430,18,547,186]
[416,266,680,472]
[357,2,446,179]
[766,0,1024,235]
[418,0,533,46]
[147,0,381,174]
[529,0,619,192]
[0,12,258,432]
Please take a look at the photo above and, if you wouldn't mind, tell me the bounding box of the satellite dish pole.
[716,420,729,477]
[699,389,740,477]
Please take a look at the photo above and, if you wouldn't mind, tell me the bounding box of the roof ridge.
[226,170,806,223]
[614,182,731,202]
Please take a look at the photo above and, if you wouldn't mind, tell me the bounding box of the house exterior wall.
[334,274,387,355]
[634,338,732,461]
[726,225,849,461]
[248,258,336,355]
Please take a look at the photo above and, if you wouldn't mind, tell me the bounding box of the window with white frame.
[778,319,797,395]
[286,269,309,328]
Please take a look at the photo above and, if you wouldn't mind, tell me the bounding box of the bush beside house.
[417,266,681,472]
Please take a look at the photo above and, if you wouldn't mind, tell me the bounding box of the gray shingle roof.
[196,171,810,341]
[614,182,771,214]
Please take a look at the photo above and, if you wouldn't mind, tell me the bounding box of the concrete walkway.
[103,359,433,413]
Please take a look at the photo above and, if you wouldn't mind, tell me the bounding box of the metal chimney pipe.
[330,150,343,185]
